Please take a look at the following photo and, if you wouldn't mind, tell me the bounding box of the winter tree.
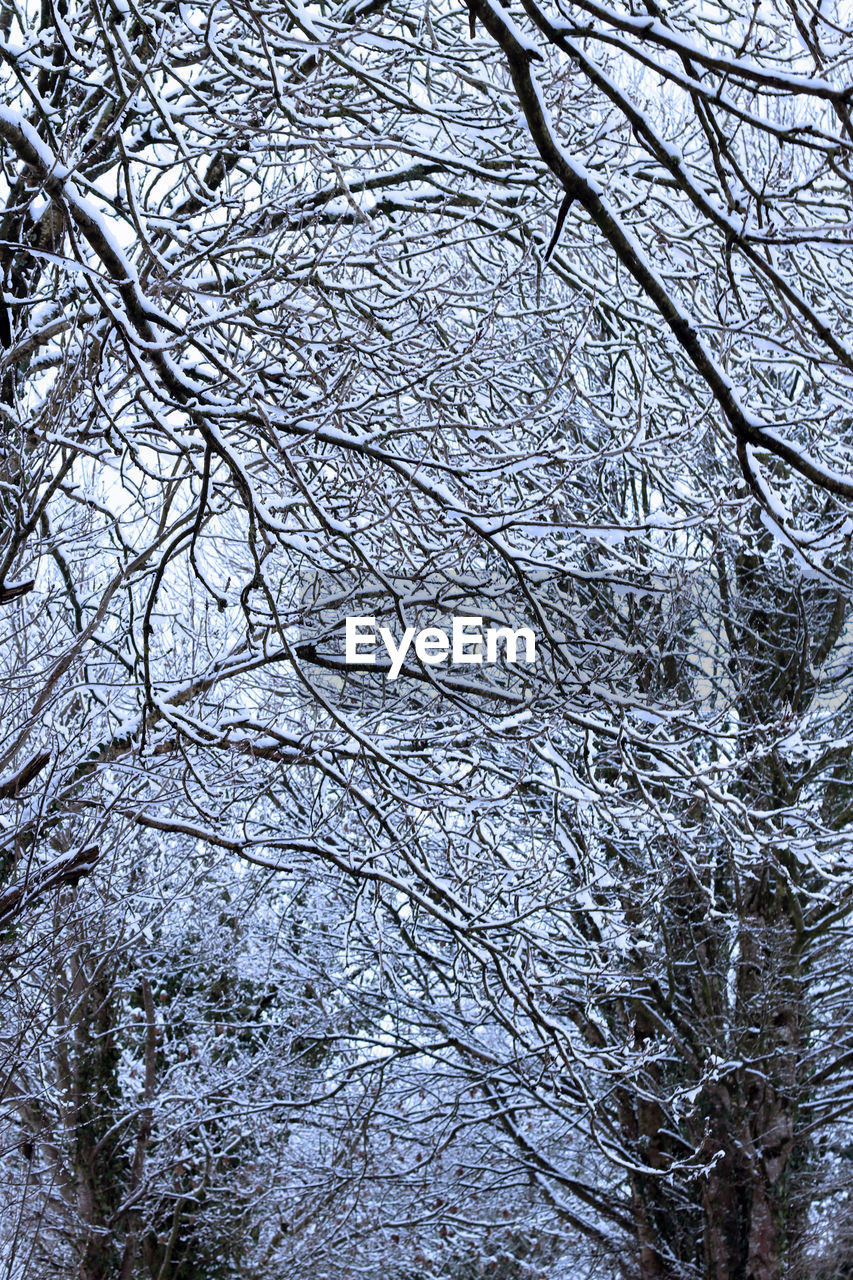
[1,0,853,1276]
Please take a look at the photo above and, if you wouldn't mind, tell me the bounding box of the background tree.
[1,0,853,1277]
